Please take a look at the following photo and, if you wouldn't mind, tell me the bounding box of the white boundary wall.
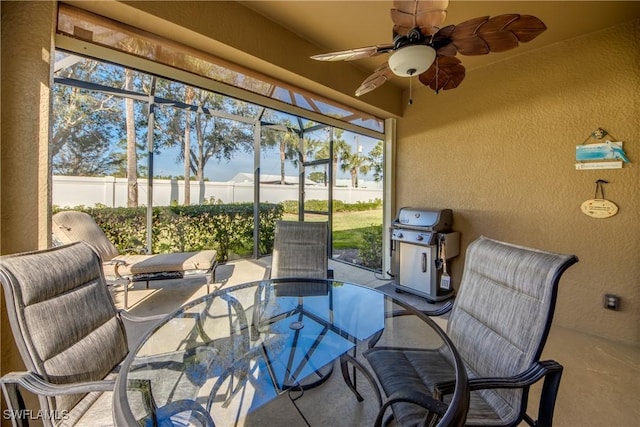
[52,176,383,207]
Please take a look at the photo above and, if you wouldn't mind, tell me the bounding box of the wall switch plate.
[604,294,620,311]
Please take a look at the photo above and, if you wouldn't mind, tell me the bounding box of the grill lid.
[394,207,453,231]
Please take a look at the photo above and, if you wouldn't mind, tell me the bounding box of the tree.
[183,86,195,205]
[52,56,124,176]
[260,120,300,185]
[340,142,372,188]
[152,82,255,203]
[332,129,349,187]
[124,68,138,207]
[308,171,326,184]
[311,127,350,188]
[368,140,384,183]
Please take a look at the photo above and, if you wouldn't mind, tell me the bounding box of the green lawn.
[283,209,382,249]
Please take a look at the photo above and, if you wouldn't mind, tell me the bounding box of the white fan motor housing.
[388,45,436,77]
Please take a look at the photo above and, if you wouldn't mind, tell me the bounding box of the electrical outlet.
[604,294,620,311]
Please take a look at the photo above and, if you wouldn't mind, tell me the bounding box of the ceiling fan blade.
[449,16,491,55]
[391,0,449,36]
[311,44,394,61]
[476,14,521,52]
[355,63,395,97]
[418,56,465,92]
[505,15,547,42]
[450,14,547,56]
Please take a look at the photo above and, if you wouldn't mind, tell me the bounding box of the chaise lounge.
[52,210,218,308]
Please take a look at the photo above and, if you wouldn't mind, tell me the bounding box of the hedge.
[53,203,283,262]
[281,198,382,214]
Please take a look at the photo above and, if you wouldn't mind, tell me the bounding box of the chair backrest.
[270,220,329,279]
[52,211,120,261]
[447,236,577,424]
[0,242,129,416]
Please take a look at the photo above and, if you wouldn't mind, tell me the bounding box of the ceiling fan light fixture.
[388,45,436,77]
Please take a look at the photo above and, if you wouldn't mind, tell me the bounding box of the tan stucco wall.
[1,0,56,421]
[396,19,639,345]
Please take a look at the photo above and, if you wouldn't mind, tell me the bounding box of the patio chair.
[52,210,218,308]
[265,220,333,279]
[256,220,333,337]
[0,242,214,427]
[362,236,578,427]
[252,221,334,386]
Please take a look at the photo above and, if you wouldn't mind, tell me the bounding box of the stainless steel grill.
[390,207,460,302]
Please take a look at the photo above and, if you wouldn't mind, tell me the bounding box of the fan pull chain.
[409,75,413,105]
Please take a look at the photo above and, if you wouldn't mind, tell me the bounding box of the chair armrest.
[119,310,168,349]
[468,360,562,391]
[1,371,115,397]
[436,361,564,427]
[1,372,116,427]
[435,360,563,396]
[385,301,454,320]
[421,300,454,317]
[105,259,128,280]
[119,309,167,325]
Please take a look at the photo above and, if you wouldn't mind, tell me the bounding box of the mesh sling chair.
[361,236,578,427]
[252,221,334,387]
[256,220,333,332]
[52,210,218,309]
[0,242,216,427]
[265,220,333,280]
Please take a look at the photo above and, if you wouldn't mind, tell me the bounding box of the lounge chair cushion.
[104,251,217,277]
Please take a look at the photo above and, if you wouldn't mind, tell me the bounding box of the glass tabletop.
[113,278,468,426]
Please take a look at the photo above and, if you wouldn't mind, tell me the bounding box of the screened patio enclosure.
[52,48,386,270]
[52,4,388,270]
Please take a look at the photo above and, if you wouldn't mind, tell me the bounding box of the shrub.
[282,198,382,214]
[53,203,283,262]
[359,224,383,271]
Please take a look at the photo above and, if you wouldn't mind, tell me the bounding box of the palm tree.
[367,140,384,183]
[278,130,300,184]
[331,129,350,187]
[340,146,371,188]
[260,120,300,184]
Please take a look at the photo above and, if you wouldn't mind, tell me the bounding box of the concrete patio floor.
[114,257,639,427]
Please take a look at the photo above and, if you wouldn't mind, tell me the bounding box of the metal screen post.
[146,77,156,254]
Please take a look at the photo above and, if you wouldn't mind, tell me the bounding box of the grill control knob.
[397,232,403,239]
[416,235,424,241]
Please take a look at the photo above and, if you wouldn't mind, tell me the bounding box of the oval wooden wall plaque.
[580,198,619,218]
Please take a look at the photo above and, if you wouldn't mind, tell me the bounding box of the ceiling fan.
[310,0,547,99]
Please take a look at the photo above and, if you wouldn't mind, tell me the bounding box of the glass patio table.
[113,278,468,426]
